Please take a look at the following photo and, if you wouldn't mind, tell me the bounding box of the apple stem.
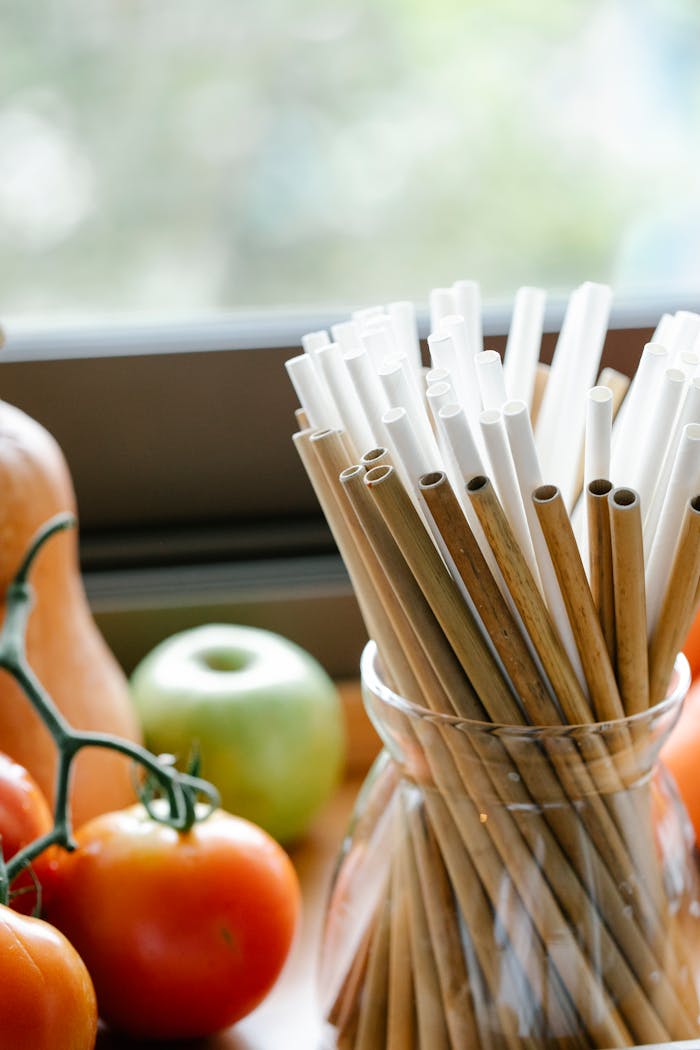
[0,514,220,905]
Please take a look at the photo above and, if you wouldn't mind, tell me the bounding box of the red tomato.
[661,677,700,846]
[45,804,301,1040]
[0,751,54,914]
[682,604,700,680]
[0,903,97,1049]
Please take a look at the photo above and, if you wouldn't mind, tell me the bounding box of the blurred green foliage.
[0,1,698,316]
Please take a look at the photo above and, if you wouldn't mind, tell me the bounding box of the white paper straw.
[301,330,330,353]
[330,320,362,354]
[315,342,375,456]
[383,405,441,486]
[503,399,587,689]
[387,300,422,375]
[427,330,458,377]
[628,367,686,523]
[437,403,485,482]
[646,422,700,637]
[475,350,508,412]
[439,314,483,432]
[652,312,674,346]
[679,350,700,379]
[644,376,700,549]
[668,311,700,365]
[361,322,396,371]
[610,342,669,485]
[429,287,457,333]
[584,386,613,488]
[535,282,612,507]
[503,286,547,409]
[285,353,341,429]
[436,402,509,590]
[426,366,452,389]
[452,279,483,355]
[425,380,454,422]
[378,356,441,466]
[480,408,539,582]
[344,348,391,447]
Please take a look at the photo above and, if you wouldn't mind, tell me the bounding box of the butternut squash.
[0,400,142,827]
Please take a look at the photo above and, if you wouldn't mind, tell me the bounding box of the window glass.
[1,1,698,316]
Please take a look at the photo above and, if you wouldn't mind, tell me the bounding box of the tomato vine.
[0,513,221,904]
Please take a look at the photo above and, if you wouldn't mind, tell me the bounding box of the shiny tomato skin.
[0,904,97,1049]
[0,751,54,914]
[45,804,301,1040]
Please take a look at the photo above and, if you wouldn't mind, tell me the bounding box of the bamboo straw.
[364,463,521,720]
[406,798,480,1049]
[467,475,686,952]
[387,814,416,1050]
[294,406,309,430]
[466,475,592,723]
[348,470,671,1041]
[362,470,693,1037]
[396,802,452,1050]
[532,484,624,723]
[420,790,564,1050]
[418,470,558,724]
[327,905,376,1043]
[353,877,391,1049]
[609,487,649,715]
[295,428,412,697]
[530,361,550,427]
[340,464,478,717]
[586,479,616,665]
[597,366,631,419]
[648,495,700,704]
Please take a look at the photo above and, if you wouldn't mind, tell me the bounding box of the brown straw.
[586,479,616,665]
[405,800,480,1049]
[649,495,700,704]
[598,366,631,419]
[387,815,416,1050]
[608,487,649,715]
[533,484,624,723]
[466,475,592,723]
[530,361,550,427]
[396,805,452,1050]
[294,406,310,430]
[364,463,522,721]
[419,469,559,724]
[339,464,474,716]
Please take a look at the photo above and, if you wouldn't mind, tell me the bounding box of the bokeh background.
[1,0,699,315]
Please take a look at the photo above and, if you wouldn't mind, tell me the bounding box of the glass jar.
[319,641,700,1050]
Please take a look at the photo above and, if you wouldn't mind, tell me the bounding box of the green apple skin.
[129,624,345,843]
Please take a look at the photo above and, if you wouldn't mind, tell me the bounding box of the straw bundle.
[287,283,700,1049]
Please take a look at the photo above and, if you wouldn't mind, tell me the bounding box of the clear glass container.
[319,641,700,1050]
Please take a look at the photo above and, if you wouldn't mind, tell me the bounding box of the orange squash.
[0,400,141,827]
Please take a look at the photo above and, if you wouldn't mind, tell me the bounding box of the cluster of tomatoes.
[0,753,301,1047]
[663,608,700,848]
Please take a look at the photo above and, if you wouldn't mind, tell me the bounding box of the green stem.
[0,514,221,905]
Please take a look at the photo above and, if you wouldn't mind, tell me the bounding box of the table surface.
[94,777,362,1050]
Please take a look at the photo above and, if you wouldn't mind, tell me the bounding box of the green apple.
[129,624,345,843]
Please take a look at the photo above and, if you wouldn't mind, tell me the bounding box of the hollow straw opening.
[364,463,392,485]
[533,484,558,502]
[611,487,638,508]
[692,495,700,514]
[466,475,489,493]
[361,447,388,465]
[339,464,364,482]
[589,478,613,497]
[419,471,446,489]
[360,638,690,736]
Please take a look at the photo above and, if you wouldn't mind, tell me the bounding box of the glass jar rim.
[360,640,691,737]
